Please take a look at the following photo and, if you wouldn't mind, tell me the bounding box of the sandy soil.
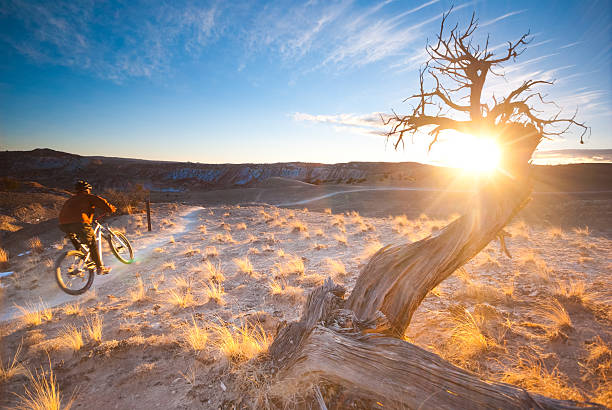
[0,198,610,408]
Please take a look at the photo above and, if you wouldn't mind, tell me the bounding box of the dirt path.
[1,206,203,322]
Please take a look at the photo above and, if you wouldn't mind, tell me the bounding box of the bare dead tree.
[256,10,600,410]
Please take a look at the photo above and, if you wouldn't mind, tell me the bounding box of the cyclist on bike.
[59,180,116,275]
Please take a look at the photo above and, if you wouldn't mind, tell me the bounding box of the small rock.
[220,381,226,392]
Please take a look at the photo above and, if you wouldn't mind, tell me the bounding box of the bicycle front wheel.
[55,250,95,295]
[108,231,134,264]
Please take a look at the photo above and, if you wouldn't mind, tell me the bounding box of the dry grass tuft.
[210,322,270,362]
[269,278,304,303]
[508,220,530,239]
[198,224,207,234]
[299,273,326,287]
[235,222,247,231]
[325,258,346,277]
[538,299,573,338]
[16,300,53,327]
[501,354,584,401]
[15,362,74,410]
[28,237,44,254]
[276,249,285,258]
[84,314,103,343]
[204,280,225,305]
[205,245,219,258]
[213,233,235,243]
[457,281,504,303]
[273,255,305,276]
[181,316,208,351]
[360,240,383,260]
[204,260,225,283]
[324,208,332,215]
[59,325,83,351]
[313,228,325,237]
[0,247,8,268]
[183,247,201,257]
[548,227,565,239]
[572,226,590,236]
[234,256,254,275]
[290,220,308,233]
[0,342,25,381]
[333,233,347,245]
[553,280,588,304]
[63,303,82,316]
[167,287,194,308]
[162,261,176,271]
[129,277,147,303]
[445,310,497,362]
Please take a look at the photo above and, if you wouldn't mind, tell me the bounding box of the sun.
[432,132,502,174]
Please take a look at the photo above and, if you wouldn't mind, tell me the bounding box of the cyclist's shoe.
[96,266,112,275]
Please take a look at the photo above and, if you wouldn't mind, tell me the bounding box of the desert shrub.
[84,314,103,343]
[15,361,75,410]
[234,256,254,275]
[59,325,83,351]
[0,342,25,381]
[0,247,8,268]
[181,315,208,351]
[210,322,269,362]
[102,187,146,215]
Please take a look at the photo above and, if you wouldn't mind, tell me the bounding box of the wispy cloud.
[293,112,388,136]
[0,0,223,82]
[480,9,527,27]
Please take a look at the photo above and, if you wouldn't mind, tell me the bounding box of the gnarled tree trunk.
[264,125,604,409]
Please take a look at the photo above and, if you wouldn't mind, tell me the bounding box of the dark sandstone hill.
[2,148,611,193]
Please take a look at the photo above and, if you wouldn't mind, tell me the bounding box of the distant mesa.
[255,177,315,188]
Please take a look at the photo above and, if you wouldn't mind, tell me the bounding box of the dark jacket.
[59,192,116,224]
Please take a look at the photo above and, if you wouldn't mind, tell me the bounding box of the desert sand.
[0,183,610,408]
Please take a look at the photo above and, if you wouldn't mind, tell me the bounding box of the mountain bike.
[54,218,134,295]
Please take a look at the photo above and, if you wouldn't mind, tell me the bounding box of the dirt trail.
[1,206,203,322]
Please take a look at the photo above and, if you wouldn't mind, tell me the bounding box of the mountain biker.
[59,180,116,275]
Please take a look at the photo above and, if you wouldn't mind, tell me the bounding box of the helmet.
[74,180,92,192]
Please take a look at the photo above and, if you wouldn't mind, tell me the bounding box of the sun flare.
[433,133,501,174]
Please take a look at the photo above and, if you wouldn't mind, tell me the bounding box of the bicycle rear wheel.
[108,231,134,264]
[55,250,95,295]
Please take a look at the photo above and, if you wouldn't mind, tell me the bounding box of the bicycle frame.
[76,220,113,268]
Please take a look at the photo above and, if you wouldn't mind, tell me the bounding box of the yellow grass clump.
[360,240,383,260]
[214,233,235,243]
[204,280,225,305]
[84,314,103,343]
[290,220,308,232]
[204,260,225,283]
[198,224,207,234]
[28,237,44,254]
[501,354,584,402]
[324,208,332,215]
[0,247,8,267]
[129,277,147,302]
[548,227,564,239]
[0,342,25,381]
[234,256,254,275]
[210,322,270,362]
[167,287,194,308]
[63,303,82,316]
[183,247,201,257]
[552,280,587,304]
[16,299,53,327]
[333,233,347,245]
[182,316,208,351]
[269,278,304,303]
[235,222,247,230]
[15,362,74,410]
[274,255,304,276]
[573,226,590,236]
[446,310,496,362]
[325,258,346,277]
[59,325,83,351]
[539,299,573,338]
[162,261,176,271]
[314,228,325,237]
[205,245,219,258]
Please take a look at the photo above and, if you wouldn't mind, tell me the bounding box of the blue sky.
[1,0,610,165]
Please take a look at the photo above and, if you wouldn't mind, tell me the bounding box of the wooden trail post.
[146,193,151,232]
